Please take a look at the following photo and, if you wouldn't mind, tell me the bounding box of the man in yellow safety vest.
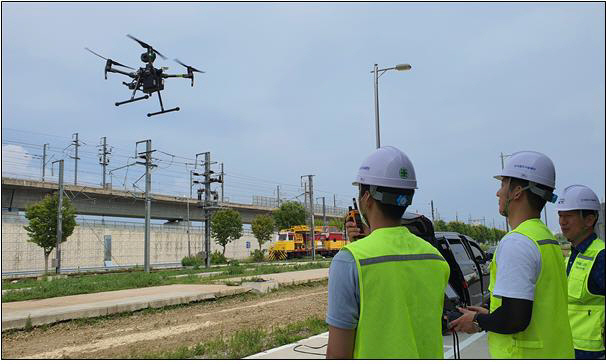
[557,184,605,359]
[451,151,574,358]
[325,146,450,359]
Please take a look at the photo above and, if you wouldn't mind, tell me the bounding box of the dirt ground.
[1,282,328,359]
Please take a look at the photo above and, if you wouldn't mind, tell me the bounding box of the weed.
[141,316,328,359]
[24,315,33,331]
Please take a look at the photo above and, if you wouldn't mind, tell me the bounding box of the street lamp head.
[395,64,412,71]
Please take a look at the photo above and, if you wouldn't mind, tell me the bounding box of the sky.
[2,2,605,233]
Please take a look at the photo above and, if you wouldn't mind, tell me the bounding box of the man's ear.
[360,190,371,209]
[511,185,525,202]
[583,213,597,230]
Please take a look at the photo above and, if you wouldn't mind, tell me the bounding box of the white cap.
[494,151,556,188]
[556,185,601,212]
[353,146,417,189]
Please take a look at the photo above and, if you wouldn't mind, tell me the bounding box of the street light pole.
[373,64,381,149]
[500,152,512,232]
[371,63,412,149]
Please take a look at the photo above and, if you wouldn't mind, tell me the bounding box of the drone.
[86,34,204,117]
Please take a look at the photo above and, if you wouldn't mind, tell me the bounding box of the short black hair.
[580,209,600,229]
[508,177,553,212]
[359,184,414,220]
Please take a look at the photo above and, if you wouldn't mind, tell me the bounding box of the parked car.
[434,232,490,306]
[400,212,490,307]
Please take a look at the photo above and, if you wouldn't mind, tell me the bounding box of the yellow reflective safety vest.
[566,237,605,352]
[342,226,450,359]
[488,218,574,358]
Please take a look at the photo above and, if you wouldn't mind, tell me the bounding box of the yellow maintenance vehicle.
[268,225,347,260]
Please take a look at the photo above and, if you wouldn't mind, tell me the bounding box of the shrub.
[226,260,244,275]
[211,251,228,265]
[251,249,265,262]
[181,255,204,267]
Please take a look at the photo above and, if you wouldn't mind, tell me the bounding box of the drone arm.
[107,67,136,78]
[162,73,194,87]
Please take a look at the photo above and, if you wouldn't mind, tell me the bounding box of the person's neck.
[570,231,594,248]
[368,215,401,233]
[508,206,541,230]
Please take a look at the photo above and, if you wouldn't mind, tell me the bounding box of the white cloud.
[1,144,38,178]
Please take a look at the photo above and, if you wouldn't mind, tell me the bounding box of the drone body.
[86,35,204,117]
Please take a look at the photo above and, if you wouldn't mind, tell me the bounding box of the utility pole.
[98,137,111,189]
[220,162,224,203]
[42,143,48,181]
[302,175,315,260]
[204,152,211,268]
[71,133,81,185]
[136,140,155,273]
[52,160,64,274]
[303,182,308,212]
[430,200,435,222]
[333,194,336,208]
[276,185,281,207]
[317,197,326,231]
[187,170,193,257]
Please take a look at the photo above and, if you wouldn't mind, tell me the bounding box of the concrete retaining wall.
[1,214,261,274]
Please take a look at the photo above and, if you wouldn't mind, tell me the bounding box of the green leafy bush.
[226,260,244,275]
[181,255,205,267]
[251,249,265,262]
[211,251,228,265]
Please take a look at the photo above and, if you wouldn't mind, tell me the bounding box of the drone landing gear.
[115,95,149,106]
[147,90,179,117]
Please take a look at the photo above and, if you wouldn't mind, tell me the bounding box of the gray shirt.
[326,249,360,330]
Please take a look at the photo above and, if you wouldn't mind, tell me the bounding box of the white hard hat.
[556,185,601,212]
[352,146,417,189]
[494,151,556,189]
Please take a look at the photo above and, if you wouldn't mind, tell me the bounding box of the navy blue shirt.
[565,233,605,359]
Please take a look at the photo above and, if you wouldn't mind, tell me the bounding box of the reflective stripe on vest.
[568,238,605,352]
[343,226,450,359]
[488,219,574,358]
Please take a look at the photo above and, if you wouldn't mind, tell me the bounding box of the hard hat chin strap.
[358,190,371,231]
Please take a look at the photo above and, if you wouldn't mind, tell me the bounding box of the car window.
[469,244,484,261]
[447,239,473,264]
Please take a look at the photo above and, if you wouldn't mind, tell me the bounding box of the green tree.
[23,193,77,274]
[272,201,306,230]
[251,214,275,251]
[433,219,448,232]
[210,209,243,256]
[328,216,345,230]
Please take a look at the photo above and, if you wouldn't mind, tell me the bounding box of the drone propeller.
[85,47,135,69]
[174,59,204,87]
[174,59,205,73]
[126,34,167,60]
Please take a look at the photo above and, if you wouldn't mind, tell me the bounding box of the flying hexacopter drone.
[86,34,204,117]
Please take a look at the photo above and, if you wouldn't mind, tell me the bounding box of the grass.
[2,261,330,302]
[137,316,328,359]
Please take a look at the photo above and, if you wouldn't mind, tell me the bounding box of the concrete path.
[1,284,248,332]
[245,331,490,359]
[222,268,329,285]
[1,268,329,332]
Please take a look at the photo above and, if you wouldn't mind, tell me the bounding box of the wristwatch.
[472,312,482,332]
